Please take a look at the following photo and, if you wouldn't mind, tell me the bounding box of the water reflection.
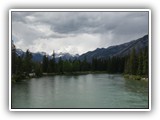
[12,74,149,108]
[124,78,148,95]
[12,81,30,108]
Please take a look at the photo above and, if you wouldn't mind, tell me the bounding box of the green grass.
[124,74,148,81]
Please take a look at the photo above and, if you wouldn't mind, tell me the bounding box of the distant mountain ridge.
[78,35,148,62]
[16,49,79,62]
[15,34,148,62]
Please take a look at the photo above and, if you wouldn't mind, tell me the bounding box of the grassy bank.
[124,74,148,81]
[12,74,33,83]
[12,72,148,82]
[12,71,112,82]
[42,71,111,76]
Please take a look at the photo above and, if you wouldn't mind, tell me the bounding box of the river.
[11,74,149,109]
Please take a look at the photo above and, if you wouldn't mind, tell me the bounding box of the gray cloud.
[12,11,148,55]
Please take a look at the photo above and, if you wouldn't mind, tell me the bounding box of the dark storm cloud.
[12,11,148,35]
[12,11,148,54]
[49,12,120,34]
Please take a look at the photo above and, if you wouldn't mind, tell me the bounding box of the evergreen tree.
[124,56,130,74]
[34,62,43,77]
[16,56,24,74]
[50,50,56,72]
[24,49,33,75]
[124,47,148,76]
[42,55,49,73]
[81,56,90,71]
[142,47,148,76]
[58,57,63,73]
[72,59,80,72]
[63,60,72,72]
[130,48,137,74]
[11,41,17,74]
[125,48,138,75]
[137,50,143,75]
[92,58,98,71]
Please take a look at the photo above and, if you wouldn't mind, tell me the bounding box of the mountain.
[16,49,25,56]
[16,50,79,62]
[55,52,79,60]
[32,52,51,62]
[78,35,148,62]
[15,35,148,62]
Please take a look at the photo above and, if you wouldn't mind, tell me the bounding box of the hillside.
[79,35,148,62]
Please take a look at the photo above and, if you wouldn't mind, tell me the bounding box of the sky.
[12,11,149,55]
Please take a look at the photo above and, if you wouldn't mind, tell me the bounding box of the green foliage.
[34,63,43,77]
[81,56,90,71]
[63,60,72,72]
[12,44,17,74]
[72,59,81,72]
[124,47,148,76]
[42,55,49,73]
[12,42,33,82]
[137,50,143,75]
[124,74,142,80]
[58,57,64,73]
[24,49,33,75]
[142,47,148,75]
[12,42,148,82]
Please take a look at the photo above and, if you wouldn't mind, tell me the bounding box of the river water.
[11,74,149,109]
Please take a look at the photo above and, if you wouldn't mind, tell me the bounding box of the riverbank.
[124,74,148,81]
[42,71,111,76]
[11,71,104,83]
[12,71,113,82]
[12,72,149,82]
[12,74,32,83]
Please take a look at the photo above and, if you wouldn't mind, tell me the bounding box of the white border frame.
[9,9,151,111]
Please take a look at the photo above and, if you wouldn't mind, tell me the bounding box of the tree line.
[125,47,148,76]
[12,42,148,81]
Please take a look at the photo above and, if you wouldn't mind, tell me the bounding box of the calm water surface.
[12,74,149,108]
